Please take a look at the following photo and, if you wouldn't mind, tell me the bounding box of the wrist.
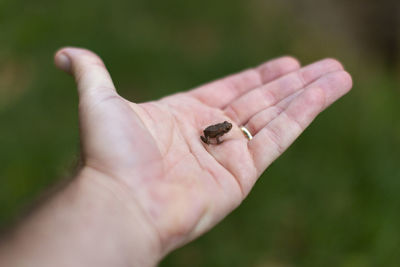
[75,166,162,266]
[0,167,162,267]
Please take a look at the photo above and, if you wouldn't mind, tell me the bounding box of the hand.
[55,47,352,261]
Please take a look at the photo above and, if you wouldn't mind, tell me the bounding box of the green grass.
[1,0,399,266]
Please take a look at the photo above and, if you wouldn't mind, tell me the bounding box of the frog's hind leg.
[216,136,223,144]
[201,135,210,144]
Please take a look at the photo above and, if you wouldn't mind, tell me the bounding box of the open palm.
[55,48,352,255]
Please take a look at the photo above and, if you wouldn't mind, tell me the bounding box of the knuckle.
[267,126,286,155]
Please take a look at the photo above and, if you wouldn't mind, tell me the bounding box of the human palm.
[55,48,352,255]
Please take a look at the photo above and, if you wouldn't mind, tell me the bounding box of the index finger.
[188,56,300,108]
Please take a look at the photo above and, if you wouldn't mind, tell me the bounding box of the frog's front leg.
[216,136,222,144]
[201,135,210,144]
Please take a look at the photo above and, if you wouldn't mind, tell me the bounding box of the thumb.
[54,47,117,103]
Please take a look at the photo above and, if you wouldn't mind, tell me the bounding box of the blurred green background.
[1,0,400,266]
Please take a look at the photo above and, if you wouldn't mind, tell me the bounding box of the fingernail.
[55,52,71,73]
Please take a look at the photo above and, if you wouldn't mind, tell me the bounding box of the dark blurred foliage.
[0,0,400,266]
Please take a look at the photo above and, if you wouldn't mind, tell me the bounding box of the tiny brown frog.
[200,121,232,145]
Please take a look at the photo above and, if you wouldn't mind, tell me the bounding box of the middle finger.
[223,58,344,126]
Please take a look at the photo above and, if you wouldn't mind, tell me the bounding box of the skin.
[0,47,352,267]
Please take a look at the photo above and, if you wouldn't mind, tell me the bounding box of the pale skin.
[0,47,352,266]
